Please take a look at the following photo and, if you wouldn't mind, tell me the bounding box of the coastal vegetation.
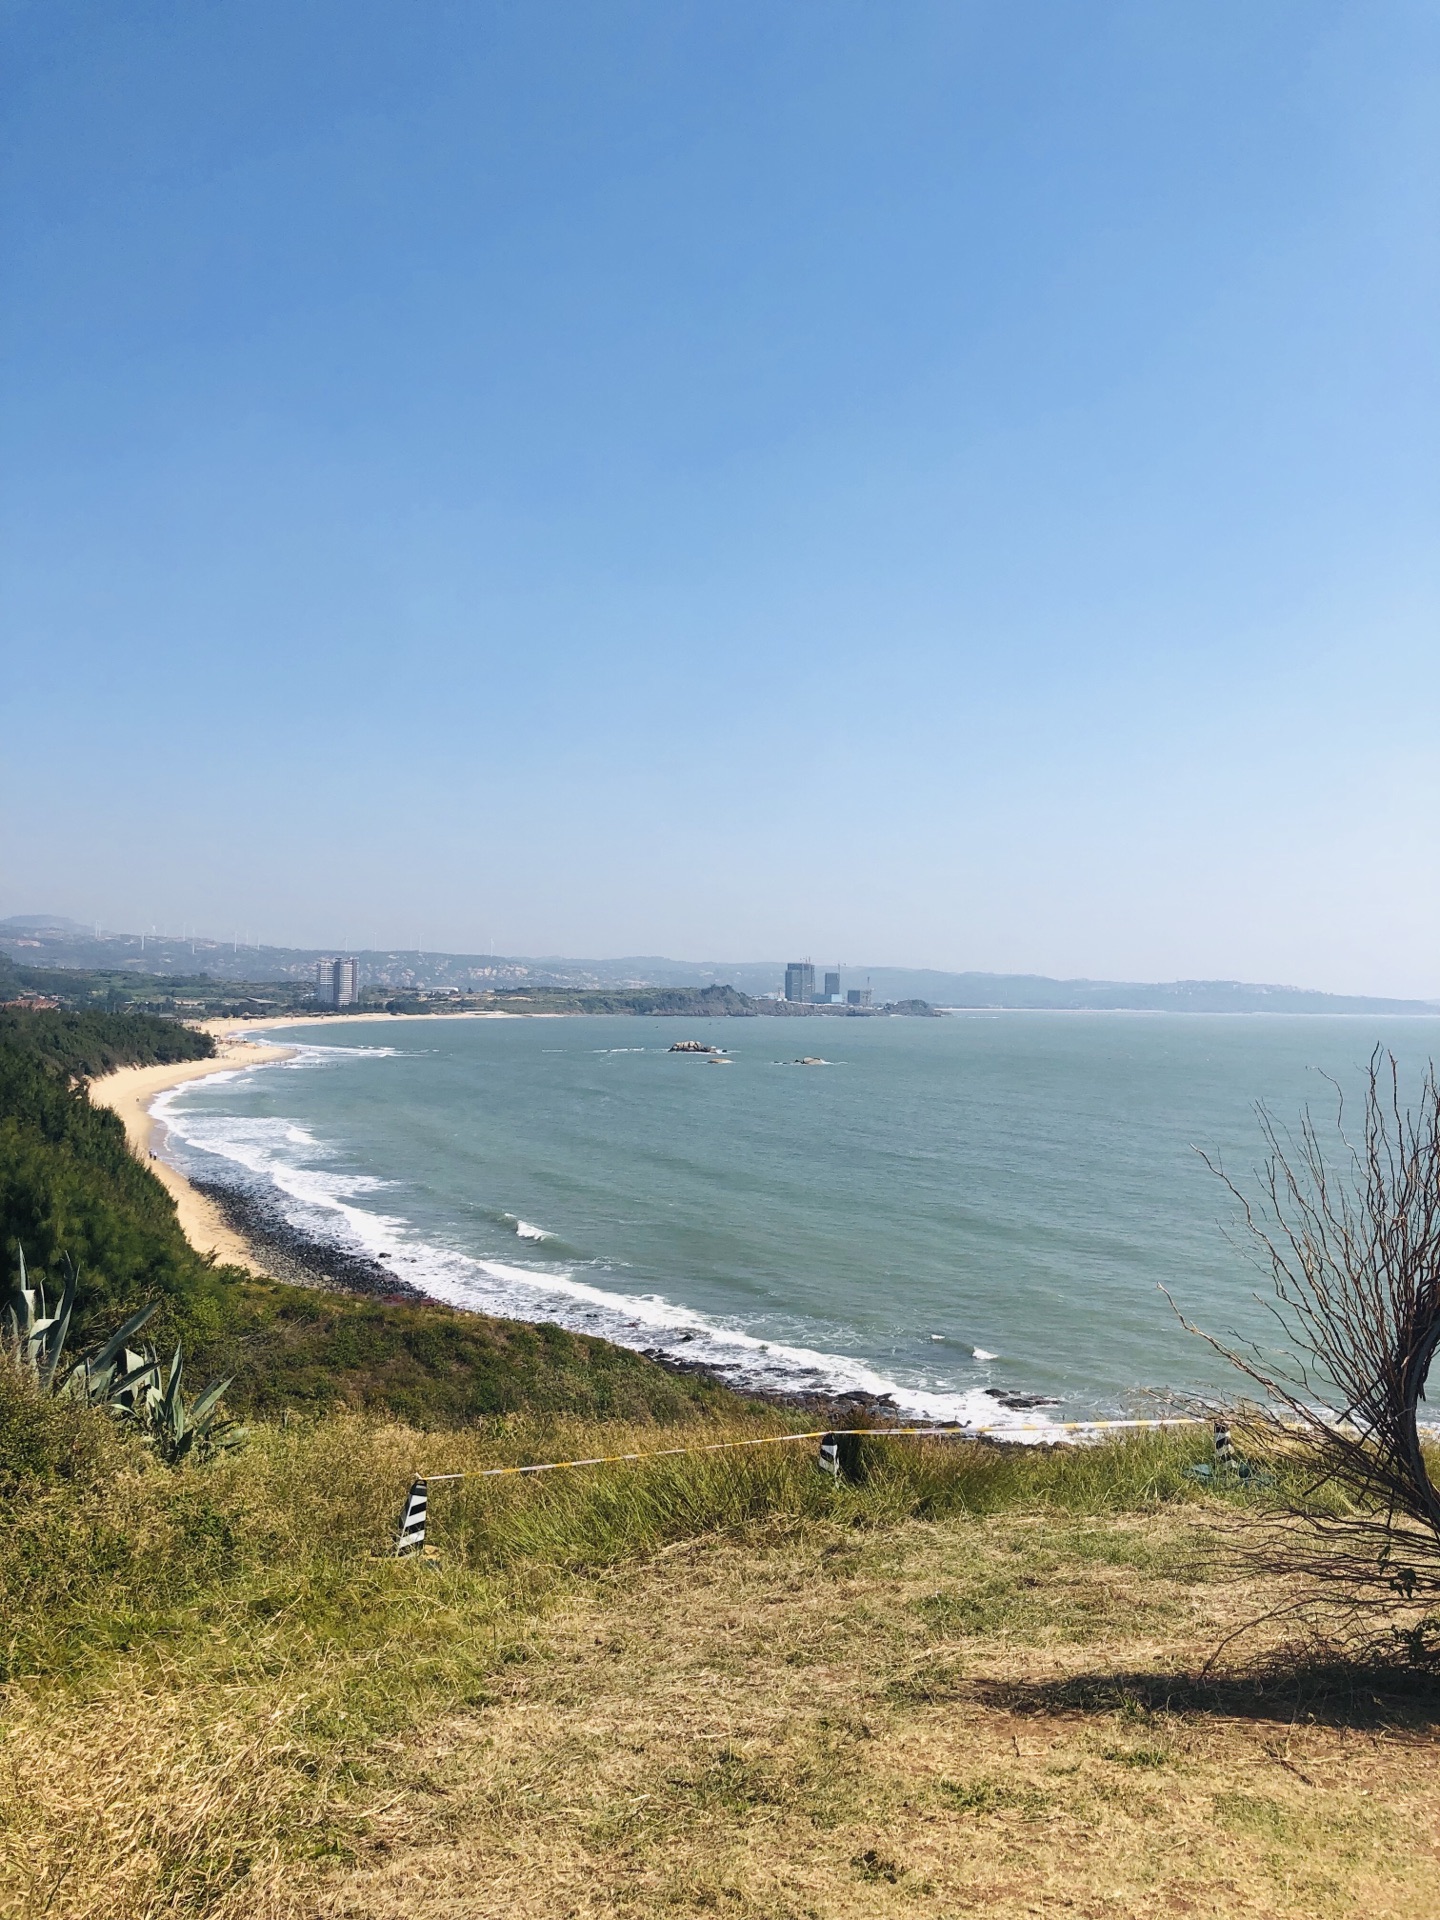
[0,1009,744,1424]
[0,1011,223,1337]
[2,1394,1438,1919]
[4,1009,1440,1916]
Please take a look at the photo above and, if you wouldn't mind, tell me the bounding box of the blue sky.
[3,2,1436,992]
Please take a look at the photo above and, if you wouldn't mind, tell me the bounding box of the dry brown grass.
[3,1413,1439,1919]
[309,1511,1440,1920]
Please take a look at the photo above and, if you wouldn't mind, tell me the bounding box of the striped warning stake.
[406,1415,1208,1532]
[395,1477,429,1555]
[420,1415,1207,1492]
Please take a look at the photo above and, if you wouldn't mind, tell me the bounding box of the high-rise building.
[824,972,841,1001]
[315,957,360,1008]
[784,961,815,1004]
[846,987,872,1008]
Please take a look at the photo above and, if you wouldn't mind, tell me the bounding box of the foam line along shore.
[88,1029,299,1273]
[86,1008,522,1274]
[151,1040,1044,1431]
[90,1022,960,1417]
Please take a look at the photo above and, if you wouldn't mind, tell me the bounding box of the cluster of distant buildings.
[314,957,359,1007]
[783,962,872,1008]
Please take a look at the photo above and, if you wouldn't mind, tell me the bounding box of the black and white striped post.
[1213,1420,1234,1467]
[396,1477,429,1555]
[399,1416,1213,1549]
[817,1432,864,1482]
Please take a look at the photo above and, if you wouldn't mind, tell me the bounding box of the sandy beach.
[89,1030,298,1274]
[86,1008,530,1276]
[205,1008,537,1033]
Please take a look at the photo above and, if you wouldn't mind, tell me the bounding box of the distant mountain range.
[3,916,1434,1016]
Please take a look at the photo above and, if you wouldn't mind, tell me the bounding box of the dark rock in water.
[669,1040,719,1053]
[191,1179,426,1300]
[640,1347,899,1418]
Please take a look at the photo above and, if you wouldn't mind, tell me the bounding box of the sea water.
[155,1012,1440,1426]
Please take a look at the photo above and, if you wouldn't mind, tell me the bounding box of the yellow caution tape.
[421,1415,1206,1482]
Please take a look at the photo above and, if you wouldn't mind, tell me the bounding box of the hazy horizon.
[4,5,1436,996]
[3,909,1436,1005]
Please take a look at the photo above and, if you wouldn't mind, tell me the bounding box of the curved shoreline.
[89,1032,298,1274]
[85,1008,615,1277]
[92,1013,1059,1427]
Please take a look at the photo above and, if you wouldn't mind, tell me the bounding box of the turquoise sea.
[156,1012,1440,1427]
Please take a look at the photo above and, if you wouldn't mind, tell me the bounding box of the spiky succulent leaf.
[36,1262,77,1394]
[86,1302,160,1378]
[186,1377,234,1428]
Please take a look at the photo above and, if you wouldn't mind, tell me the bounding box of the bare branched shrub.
[1189,1048,1440,1645]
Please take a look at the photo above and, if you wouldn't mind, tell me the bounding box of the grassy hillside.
[0,1008,744,1423]
[195,1278,750,1424]
[2,1396,1435,1920]
[3,1009,1436,1917]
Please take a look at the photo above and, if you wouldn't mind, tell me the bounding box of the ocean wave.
[509,1217,552,1242]
[156,1066,1045,1433]
[153,1079,409,1256]
[275,1043,406,1067]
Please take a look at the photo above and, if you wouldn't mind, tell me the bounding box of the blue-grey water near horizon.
[158,1014,1440,1427]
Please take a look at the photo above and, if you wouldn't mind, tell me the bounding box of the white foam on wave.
[973,1346,999,1362]
[156,1053,1049,1434]
[403,1250,1022,1427]
[276,1042,406,1065]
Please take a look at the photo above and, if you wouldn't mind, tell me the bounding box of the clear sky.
[3,2,1436,993]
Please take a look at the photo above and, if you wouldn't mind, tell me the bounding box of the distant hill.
[883,972,1440,1015]
[1,918,1434,1016]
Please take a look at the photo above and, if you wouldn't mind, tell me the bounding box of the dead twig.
[1190,1050,1440,1643]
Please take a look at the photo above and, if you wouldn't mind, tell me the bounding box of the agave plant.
[3,1245,83,1390]
[3,1247,159,1406]
[109,1344,244,1465]
[4,1248,241,1462]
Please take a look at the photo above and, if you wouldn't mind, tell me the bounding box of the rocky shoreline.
[191,1178,427,1302]
[640,1347,1059,1421]
[195,1175,1058,1423]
